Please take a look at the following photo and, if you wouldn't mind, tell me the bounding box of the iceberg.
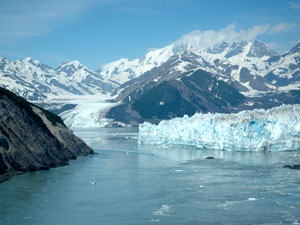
[138,104,300,151]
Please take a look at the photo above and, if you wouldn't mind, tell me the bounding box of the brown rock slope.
[0,87,93,182]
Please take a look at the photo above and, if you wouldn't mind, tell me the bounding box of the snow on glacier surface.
[48,94,120,128]
[138,104,300,151]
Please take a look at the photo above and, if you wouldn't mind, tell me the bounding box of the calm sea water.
[1,128,300,225]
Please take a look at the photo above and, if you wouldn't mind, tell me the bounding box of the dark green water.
[1,128,300,225]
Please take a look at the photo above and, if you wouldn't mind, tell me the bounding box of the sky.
[0,0,299,70]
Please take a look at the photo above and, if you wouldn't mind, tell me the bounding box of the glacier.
[138,104,300,151]
[49,94,126,128]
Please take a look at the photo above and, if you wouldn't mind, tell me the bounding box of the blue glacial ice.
[138,104,300,151]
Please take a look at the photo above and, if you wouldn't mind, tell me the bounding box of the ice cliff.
[138,104,300,151]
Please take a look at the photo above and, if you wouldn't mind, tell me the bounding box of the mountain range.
[101,40,300,95]
[0,57,116,101]
[0,38,300,126]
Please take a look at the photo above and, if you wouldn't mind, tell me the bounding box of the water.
[1,128,300,225]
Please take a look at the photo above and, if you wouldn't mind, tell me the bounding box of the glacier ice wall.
[138,104,300,151]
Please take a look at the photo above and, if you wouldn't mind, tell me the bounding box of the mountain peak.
[207,42,229,54]
[56,60,86,72]
[24,57,32,62]
[70,60,81,65]
[247,40,278,58]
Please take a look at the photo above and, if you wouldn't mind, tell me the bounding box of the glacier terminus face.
[138,104,300,151]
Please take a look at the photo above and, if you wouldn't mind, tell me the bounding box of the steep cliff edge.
[0,87,93,182]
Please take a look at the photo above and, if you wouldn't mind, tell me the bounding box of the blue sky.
[0,0,299,69]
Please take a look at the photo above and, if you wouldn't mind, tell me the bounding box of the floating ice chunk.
[247,198,257,201]
[152,204,171,216]
[138,104,300,151]
[174,169,185,172]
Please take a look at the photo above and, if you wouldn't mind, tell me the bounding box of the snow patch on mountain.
[272,52,299,78]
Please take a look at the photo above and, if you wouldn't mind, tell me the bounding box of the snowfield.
[138,104,300,151]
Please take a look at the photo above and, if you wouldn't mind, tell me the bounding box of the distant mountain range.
[0,57,116,101]
[1,38,300,126]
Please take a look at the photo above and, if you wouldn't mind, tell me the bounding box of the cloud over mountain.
[175,23,297,50]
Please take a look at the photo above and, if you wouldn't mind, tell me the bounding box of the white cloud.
[175,23,297,49]
[267,23,297,34]
[0,0,101,40]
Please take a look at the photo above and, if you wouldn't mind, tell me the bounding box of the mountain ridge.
[0,57,117,101]
[1,39,300,127]
[97,39,280,87]
[104,39,300,125]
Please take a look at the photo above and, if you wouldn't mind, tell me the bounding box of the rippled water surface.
[1,128,300,225]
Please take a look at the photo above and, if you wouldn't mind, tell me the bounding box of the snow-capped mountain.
[1,36,300,128]
[113,40,280,101]
[0,57,116,101]
[104,40,300,126]
[98,39,279,90]
[110,69,247,125]
[103,39,300,98]
[265,42,300,87]
[2,39,298,104]
[55,60,116,94]
[97,45,176,85]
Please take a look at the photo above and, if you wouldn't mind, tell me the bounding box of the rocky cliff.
[0,87,93,182]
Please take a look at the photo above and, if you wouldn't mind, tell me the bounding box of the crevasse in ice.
[138,104,300,151]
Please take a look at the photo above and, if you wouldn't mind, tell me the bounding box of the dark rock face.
[0,87,93,182]
[225,41,248,58]
[107,69,246,125]
[283,165,300,170]
[246,40,277,58]
[205,157,214,160]
[0,153,8,173]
